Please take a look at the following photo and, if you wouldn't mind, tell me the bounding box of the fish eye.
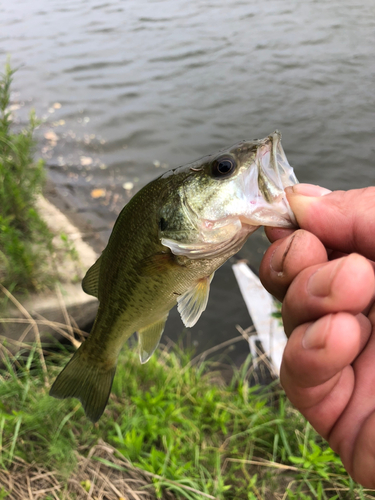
[211,156,237,178]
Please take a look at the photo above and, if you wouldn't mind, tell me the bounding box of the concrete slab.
[1,195,99,351]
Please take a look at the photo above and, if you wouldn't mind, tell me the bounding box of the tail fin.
[49,347,116,423]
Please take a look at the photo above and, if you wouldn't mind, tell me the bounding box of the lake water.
[1,0,374,359]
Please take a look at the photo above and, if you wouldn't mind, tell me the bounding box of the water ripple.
[0,0,373,197]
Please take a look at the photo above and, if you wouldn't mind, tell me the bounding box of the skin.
[259,183,375,488]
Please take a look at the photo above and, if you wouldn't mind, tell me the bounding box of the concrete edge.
[2,195,100,347]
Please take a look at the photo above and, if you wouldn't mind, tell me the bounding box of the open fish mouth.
[241,130,298,228]
[258,131,298,193]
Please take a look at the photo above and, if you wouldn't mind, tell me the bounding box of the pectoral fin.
[177,273,214,327]
[82,255,102,298]
[138,314,168,364]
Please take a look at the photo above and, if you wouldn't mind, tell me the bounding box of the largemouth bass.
[50,131,298,422]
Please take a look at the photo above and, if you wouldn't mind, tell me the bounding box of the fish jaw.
[226,130,297,229]
[246,130,298,227]
[161,222,256,259]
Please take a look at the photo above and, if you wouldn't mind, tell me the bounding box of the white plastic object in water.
[232,261,286,376]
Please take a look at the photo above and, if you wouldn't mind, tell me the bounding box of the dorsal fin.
[138,314,168,364]
[177,273,214,327]
[82,255,102,298]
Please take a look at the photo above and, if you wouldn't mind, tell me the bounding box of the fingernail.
[270,233,296,274]
[302,316,331,349]
[307,259,345,297]
[285,184,332,197]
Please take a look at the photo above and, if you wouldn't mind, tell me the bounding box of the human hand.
[259,184,375,487]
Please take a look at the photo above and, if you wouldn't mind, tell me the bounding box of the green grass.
[0,59,373,500]
[0,61,55,293]
[0,322,374,500]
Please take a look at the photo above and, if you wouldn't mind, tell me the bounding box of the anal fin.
[177,273,214,328]
[82,255,102,298]
[138,314,168,364]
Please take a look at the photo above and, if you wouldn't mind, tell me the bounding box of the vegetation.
[0,291,374,499]
[0,61,373,499]
[0,62,55,293]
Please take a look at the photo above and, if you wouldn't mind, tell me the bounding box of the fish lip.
[241,131,298,228]
[258,130,286,185]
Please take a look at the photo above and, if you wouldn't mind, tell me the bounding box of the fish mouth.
[242,131,298,228]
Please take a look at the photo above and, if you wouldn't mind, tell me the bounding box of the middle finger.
[260,229,328,302]
[282,254,375,336]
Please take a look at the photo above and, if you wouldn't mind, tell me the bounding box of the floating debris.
[52,119,65,127]
[109,192,120,212]
[91,188,106,199]
[41,147,52,158]
[53,102,62,109]
[80,156,93,166]
[6,103,20,112]
[122,182,134,191]
[44,131,58,141]
[99,163,108,170]
[44,130,58,147]
[153,160,168,169]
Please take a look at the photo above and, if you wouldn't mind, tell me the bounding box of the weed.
[0,61,55,293]
[0,288,375,498]
[0,487,9,499]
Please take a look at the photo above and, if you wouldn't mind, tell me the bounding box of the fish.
[50,130,298,422]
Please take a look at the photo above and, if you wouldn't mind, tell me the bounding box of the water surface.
[1,0,374,356]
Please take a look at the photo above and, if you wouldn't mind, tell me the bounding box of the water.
[1,0,374,358]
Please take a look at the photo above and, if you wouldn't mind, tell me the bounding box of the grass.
[0,59,373,500]
[0,289,374,499]
[0,61,55,294]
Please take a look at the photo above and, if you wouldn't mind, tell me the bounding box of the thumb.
[286,184,375,261]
